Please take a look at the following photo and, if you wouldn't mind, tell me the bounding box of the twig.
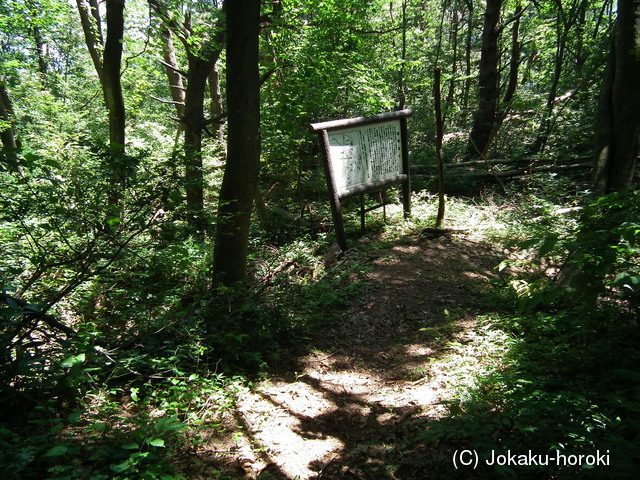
[150,95,185,106]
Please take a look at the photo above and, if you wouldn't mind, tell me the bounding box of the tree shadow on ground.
[200,234,506,479]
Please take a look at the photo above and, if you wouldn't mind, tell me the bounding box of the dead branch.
[150,95,185,106]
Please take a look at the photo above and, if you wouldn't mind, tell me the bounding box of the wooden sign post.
[310,109,412,250]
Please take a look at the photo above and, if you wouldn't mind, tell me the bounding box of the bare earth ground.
[187,233,503,479]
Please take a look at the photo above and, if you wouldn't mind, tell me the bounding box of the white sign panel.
[327,120,403,196]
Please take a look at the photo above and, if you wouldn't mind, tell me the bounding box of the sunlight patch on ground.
[229,347,449,478]
[301,351,441,409]
[404,344,435,357]
[234,383,343,479]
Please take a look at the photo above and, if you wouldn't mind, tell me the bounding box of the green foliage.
[565,189,640,313]
[503,188,640,316]
[260,0,399,190]
[0,404,190,480]
[420,187,640,478]
[422,311,640,478]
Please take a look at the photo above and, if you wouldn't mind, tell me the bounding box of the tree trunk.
[397,0,407,109]
[76,0,104,82]
[208,61,223,139]
[529,27,565,155]
[103,0,126,156]
[0,81,19,172]
[32,25,49,76]
[213,0,261,285]
[434,67,445,228]
[160,28,185,119]
[148,0,225,232]
[77,0,125,207]
[575,0,588,70]
[444,7,460,126]
[183,53,216,229]
[492,6,522,135]
[462,0,474,113]
[467,0,502,158]
[592,0,640,193]
[102,0,126,210]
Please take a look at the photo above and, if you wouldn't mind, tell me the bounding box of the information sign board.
[327,120,403,197]
[310,110,412,250]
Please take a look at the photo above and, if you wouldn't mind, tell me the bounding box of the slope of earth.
[194,233,503,479]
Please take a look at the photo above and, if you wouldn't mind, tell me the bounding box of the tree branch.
[498,4,529,34]
[1,292,76,337]
[150,95,185,106]
[158,58,188,78]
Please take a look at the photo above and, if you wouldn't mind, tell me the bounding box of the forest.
[1,0,639,478]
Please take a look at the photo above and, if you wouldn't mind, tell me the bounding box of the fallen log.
[412,155,592,171]
[415,162,592,179]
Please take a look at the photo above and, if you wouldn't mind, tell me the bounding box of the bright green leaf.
[61,353,86,368]
[147,438,166,448]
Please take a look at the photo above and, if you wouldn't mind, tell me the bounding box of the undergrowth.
[1,202,368,479]
[2,173,638,478]
[420,187,640,478]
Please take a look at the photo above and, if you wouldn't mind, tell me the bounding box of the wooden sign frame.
[310,109,412,250]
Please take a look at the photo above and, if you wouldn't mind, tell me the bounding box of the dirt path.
[199,234,502,479]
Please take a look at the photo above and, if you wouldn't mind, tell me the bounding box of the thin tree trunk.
[528,0,589,155]
[493,6,522,134]
[77,0,125,207]
[208,61,223,139]
[444,6,460,126]
[103,0,126,156]
[529,32,565,155]
[462,0,474,113]
[520,47,538,86]
[397,0,407,109]
[213,0,261,285]
[592,45,615,193]
[102,0,126,211]
[32,25,49,76]
[88,0,103,40]
[76,0,104,82]
[183,54,217,230]
[434,6,446,66]
[148,0,225,232]
[575,0,588,70]
[434,67,445,228]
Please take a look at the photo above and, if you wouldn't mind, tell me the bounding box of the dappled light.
[193,235,503,478]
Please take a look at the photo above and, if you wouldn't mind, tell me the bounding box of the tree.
[149,0,226,231]
[492,4,523,138]
[467,0,502,158]
[102,0,126,156]
[528,0,589,155]
[159,27,185,120]
[592,0,640,193]
[213,0,261,285]
[76,0,126,205]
